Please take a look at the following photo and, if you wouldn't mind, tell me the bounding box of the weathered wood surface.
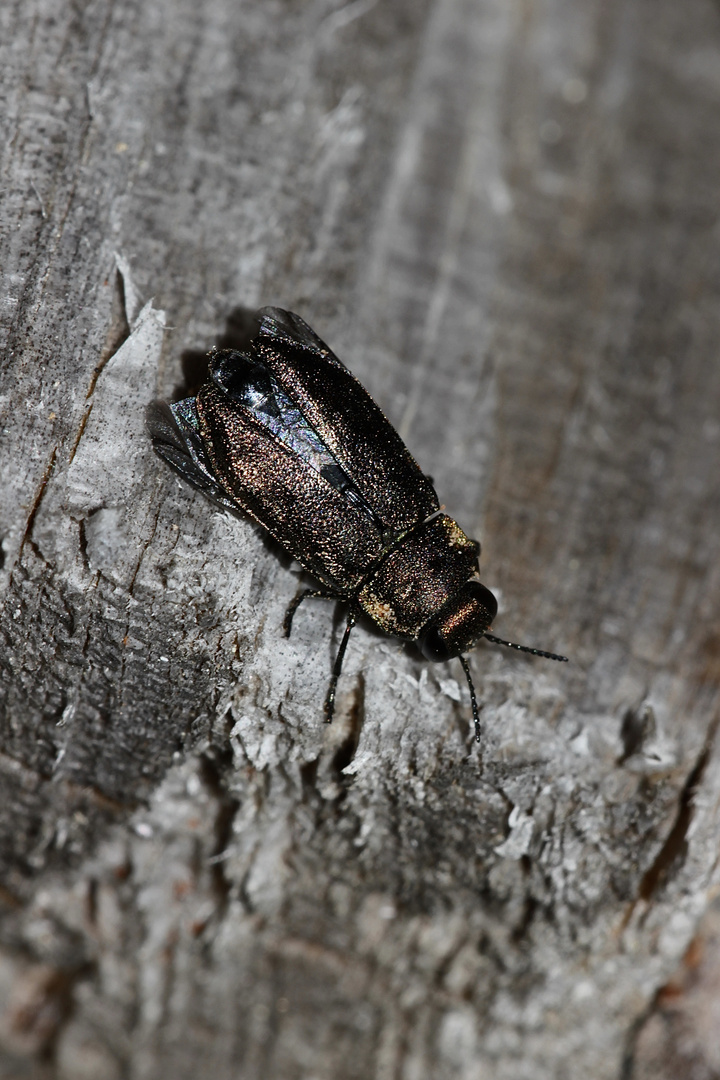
[2,0,720,1077]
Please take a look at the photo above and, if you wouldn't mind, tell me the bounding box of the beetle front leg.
[283,587,342,637]
[324,609,357,723]
[458,655,483,743]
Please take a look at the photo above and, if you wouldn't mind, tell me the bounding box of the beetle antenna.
[484,634,568,663]
[458,655,482,743]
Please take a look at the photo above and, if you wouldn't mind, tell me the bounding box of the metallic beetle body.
[148,307,564,739]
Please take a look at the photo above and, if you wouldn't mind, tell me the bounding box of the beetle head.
[418,581,498,661]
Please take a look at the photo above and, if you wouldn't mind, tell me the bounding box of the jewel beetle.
[147,307,567,741]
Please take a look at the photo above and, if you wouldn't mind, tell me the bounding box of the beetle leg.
[324,609,357,723]
[458,655,482,743]
[283,588,342,637]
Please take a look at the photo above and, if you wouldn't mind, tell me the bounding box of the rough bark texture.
[2,0,720,1077]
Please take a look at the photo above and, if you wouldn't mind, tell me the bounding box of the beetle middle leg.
[324,608,358,723]
[283,587,343,637]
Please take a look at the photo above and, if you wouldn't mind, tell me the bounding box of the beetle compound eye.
[419,623,453,662]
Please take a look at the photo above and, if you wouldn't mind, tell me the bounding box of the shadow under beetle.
[148,307,567,741]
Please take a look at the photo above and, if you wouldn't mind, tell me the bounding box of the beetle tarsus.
[323,609,357,723]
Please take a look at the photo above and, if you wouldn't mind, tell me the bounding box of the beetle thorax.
[357,515,480,639]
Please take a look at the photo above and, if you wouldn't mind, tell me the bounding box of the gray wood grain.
[1,0,720,1076]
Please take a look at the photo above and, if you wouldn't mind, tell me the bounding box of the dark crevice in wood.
[617,700,656,765]
[198,750,241,916]
[76,515,90,574]
[637,715,719,909]
[90,266,132,395]
[331,673,366,780]
[67,403,94,466]
[69,267,131,465]
[299,756,320,795]
[620,986,664,1080]
[17,449,57,565]
[85,877,98,928]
